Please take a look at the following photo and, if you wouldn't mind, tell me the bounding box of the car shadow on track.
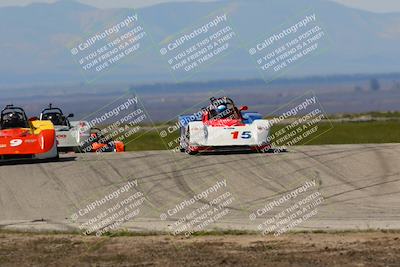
[0,156,76,166]
[195,148,288,156]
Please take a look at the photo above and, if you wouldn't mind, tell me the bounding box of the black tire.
[186,148,198,155]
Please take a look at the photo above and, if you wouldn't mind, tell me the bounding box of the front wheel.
[185,146,198,155]
[73,146,82,153]
[183,128,197,155]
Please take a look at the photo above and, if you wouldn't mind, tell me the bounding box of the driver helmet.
[7,112,20,121]
[217,104,227,113]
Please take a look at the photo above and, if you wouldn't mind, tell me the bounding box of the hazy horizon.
[0,0,400,13]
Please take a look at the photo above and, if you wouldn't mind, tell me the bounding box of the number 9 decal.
[10,139,23,147]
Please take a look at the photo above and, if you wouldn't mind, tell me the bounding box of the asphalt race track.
[0,144,399,233]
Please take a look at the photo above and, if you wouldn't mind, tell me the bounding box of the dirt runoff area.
[0,231,399,267]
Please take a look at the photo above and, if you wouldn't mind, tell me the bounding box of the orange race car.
[88,127,125,153]
[0,105,59,162]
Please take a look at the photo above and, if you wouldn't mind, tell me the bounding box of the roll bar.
[0,104,29,127]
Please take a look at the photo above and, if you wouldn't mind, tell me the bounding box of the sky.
[0,0,399,13]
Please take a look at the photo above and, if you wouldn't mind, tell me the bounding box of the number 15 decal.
[231,131,252,139]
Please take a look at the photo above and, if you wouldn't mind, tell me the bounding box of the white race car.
[40,104,91,152]
[179,97,271,154]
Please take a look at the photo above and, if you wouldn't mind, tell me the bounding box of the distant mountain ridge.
[0,0,399,86]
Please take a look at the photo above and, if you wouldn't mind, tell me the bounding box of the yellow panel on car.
[31,120,54,134]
